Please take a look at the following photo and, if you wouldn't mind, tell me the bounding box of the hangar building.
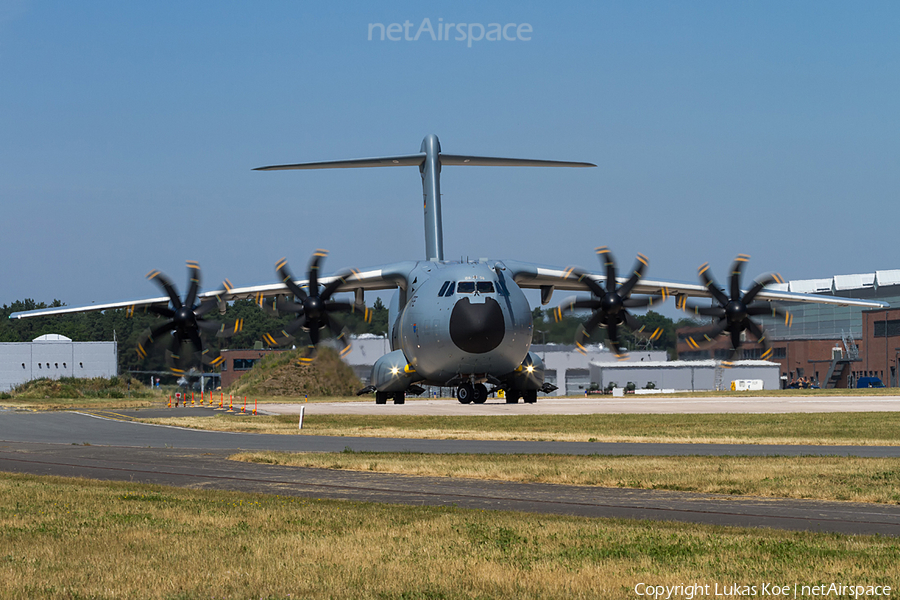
[590,360,780,392]
[0,334,118,393]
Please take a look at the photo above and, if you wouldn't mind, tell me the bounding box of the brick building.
[676,269,900,388]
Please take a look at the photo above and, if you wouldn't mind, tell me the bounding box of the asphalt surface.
[1,407,899,536]
[268,395,900,415]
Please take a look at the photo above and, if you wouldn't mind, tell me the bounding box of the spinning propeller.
[677,254,792,361]
[134,261,241,374]
[260,250,370,362]
[554,247,666,358]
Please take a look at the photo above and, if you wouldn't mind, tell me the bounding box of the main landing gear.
[456,383,488,404]
[375,392,405,405]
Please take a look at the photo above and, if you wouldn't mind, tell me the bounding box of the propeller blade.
[262,317,307,347]
[307,249,328,293]
[682,320,728,350]
[730,328,742,351]
[275,258,308,301]
[698,262,730,307]
[596,246,617,294]
[745,319,773,361]
[200,347,226,368]
[184,260,201,309]
[320,270,358,302]
[743,273,784,305]
[730,254,750,301]
[606,320,626,358]
[213,318,245,338]
[324,301,356,314]
[146,270,182,309]
[563,268,606,299]
[194,298,220,318]
[136,321,176,359]
[618,253,648,298]
[327,319,352,359]
[186,326,204,356]
[574,311,605,353]
[148,305,174,319]
[622,296,655,309]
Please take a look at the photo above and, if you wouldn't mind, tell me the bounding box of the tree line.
[1,297,697,377]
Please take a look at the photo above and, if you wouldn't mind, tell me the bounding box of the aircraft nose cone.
[449,297,505,354]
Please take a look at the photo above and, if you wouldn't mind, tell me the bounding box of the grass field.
[1,472,897,600]
[233,451,900,504]
[139,411,900,445]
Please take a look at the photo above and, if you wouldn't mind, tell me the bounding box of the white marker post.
[298,406,305,430]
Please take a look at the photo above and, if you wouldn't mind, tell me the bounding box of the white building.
[589,359,780,392]
[0,334,118,392]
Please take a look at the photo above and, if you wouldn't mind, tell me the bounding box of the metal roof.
[784,270,900,294]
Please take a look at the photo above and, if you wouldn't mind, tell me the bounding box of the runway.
[265,394,900,416]
[1,408,899,536]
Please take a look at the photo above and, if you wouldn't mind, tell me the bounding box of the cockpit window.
[476,282,495,294]
[438,281,452,296]
[456,281,476,294]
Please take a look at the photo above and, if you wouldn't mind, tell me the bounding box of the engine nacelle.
[370,350,423,393]
[507,351,547,391]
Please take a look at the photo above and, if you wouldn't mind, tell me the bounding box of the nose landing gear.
[457,383,488,404]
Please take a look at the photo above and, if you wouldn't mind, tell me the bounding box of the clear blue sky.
[2,1,898,310]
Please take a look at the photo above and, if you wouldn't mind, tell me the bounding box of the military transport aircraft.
[10,135,886,405]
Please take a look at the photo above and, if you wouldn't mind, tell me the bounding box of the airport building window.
[233,358,258,370]
[772,347,787,359]
[874,319,900,337]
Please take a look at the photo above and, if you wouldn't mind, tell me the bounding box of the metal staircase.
[842,330,860,360]
[822,332,859,389]
[714,362,725,391]
[823,359,847,389]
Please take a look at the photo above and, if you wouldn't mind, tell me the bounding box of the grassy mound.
[8,376,153,399]
[226,346,362,397]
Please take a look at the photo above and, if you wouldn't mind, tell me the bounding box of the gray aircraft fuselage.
[389,260,532,384]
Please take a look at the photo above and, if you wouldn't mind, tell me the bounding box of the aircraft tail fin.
[255,135,595,261]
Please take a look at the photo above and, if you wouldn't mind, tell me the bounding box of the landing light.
[525,365,535,373]
[390,366,400,376]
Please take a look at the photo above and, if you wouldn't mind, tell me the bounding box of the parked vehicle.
[856,377,885,388]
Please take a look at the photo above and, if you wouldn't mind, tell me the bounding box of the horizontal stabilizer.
[254,154,426,171]
[440,154,595,168]
[255,153,595,171]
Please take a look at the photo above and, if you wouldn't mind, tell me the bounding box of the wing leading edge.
[502,260,888,309]
[8,262,417,321]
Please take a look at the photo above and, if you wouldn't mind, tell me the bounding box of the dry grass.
[233,452,900,504]
[1,472,897,600]
[138,411,900,446]
[226,346,361,397]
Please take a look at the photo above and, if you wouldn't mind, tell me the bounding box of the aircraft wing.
[8,261,418,321]
[501,260,889,308]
